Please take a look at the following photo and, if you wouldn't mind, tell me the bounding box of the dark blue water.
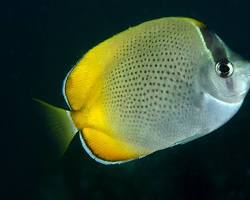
[4,0,250,199]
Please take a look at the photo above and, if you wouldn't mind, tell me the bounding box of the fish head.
[199,30,250,104]
[208,53,250,103]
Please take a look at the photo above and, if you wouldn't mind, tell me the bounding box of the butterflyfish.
[35,17,250,164]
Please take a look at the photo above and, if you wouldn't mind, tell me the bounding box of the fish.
[35,17,250,165]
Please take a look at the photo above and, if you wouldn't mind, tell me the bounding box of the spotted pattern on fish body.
[101,18,206,150]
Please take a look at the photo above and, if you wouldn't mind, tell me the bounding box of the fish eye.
[215,59,234,78]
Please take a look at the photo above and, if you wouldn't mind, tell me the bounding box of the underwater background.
[4,0,250,199]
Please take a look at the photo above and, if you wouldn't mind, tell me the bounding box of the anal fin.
[79,128,145,164]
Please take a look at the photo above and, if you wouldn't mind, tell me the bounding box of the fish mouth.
[239,90,249,98]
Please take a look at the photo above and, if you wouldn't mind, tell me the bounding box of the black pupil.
[219,63,230,74]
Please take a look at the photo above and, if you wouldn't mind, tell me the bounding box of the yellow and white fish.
[36,17,250,165]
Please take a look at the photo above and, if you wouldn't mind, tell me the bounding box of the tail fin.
[32,98,77,158]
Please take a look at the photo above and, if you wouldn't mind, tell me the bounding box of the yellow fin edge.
[79,128,145,164]
[179,17,206,28]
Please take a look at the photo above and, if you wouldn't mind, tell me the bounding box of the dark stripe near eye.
[199,27,227,63]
